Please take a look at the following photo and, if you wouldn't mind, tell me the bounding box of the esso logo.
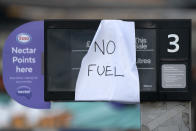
[16,33,31,44]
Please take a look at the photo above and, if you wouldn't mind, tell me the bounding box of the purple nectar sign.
[3,21,50,109]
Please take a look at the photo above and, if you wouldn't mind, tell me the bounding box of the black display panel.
[47,29,95,92]
[136,29,156,92]
[44,20,191,101]
[47,29,71,92]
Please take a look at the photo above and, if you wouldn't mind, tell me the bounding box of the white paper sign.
[75,20,140,103]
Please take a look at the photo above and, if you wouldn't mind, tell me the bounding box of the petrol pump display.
[44,20,191,101]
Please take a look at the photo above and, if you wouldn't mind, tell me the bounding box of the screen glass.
[46,29,156,92]
[47,29,96,91]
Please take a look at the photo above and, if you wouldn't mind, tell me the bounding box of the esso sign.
[16,33,31,44]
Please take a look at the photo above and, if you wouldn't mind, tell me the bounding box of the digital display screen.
[46,29,157,92]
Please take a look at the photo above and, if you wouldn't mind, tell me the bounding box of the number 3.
[167,34,179,53]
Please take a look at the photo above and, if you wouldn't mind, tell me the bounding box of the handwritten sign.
[88,40,124,77]
[75,20,140,103]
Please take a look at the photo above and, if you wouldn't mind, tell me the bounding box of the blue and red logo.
[16,33,32,44]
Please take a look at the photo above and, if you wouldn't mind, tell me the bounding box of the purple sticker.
[3,21,50,109]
